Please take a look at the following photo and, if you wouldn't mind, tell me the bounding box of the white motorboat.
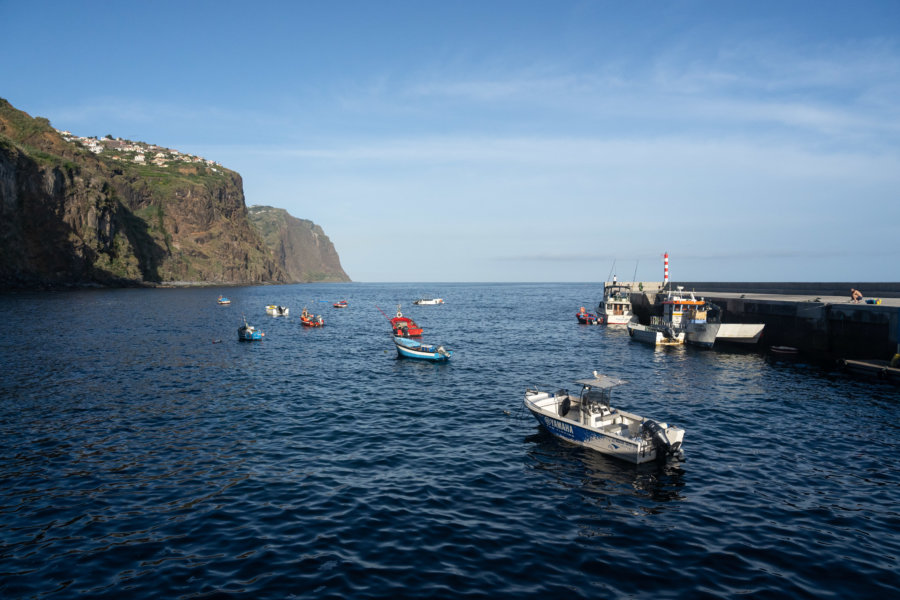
[413,298,444,305]
[266,305,289,317]
[524,372,685,464]
[597,282,634,325]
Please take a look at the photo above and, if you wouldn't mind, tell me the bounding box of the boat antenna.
[606,258,616,283]
[631,260,639,285]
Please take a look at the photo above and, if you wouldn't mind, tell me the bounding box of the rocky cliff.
[248,205,350,283]
[0,98,347,288]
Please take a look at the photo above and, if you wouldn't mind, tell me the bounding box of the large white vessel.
[597,282,634,325]
[665,287,720,348]
[628,287,715,347]
[629,286,764,347]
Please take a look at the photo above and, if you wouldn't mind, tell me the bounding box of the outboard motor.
[642,420,672,456]
[664,326,677,340]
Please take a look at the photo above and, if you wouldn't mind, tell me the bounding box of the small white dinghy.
[524,372,685,464]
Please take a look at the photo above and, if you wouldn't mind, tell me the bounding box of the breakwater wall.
[672,282,900,298]
[624,282,900,360]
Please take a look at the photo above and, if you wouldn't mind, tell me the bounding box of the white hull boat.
[266,305,289,317]
[658,287,718,348]
[684,321,719,348]
[631,286,763,349]
[524,372,685,464]
[413,298,444,305]
[598,282,634,325]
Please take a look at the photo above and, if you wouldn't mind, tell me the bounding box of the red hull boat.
[391,306,423,337]
[300,308,325,327]
[577,306,602,325]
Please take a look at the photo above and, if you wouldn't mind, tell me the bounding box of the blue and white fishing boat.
[392,336,452,361]
[238,317,264,341]
[524,372,685,464]
[217,295,231,305]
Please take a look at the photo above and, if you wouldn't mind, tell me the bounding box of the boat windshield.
[582,388,611,409]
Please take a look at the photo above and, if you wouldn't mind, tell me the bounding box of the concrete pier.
[622,282,900,360]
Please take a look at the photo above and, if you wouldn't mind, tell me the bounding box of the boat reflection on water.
[523,431,686,512]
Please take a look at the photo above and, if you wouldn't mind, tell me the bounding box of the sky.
[2,0,899,282]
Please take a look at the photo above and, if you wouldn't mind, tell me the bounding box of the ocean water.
[1,282,898,599]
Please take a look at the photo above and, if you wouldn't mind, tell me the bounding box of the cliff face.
[248,205,350,283]
[0,98,314,288]
[0,135,147,286]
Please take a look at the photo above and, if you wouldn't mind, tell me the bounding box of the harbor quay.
[624,282,900,361]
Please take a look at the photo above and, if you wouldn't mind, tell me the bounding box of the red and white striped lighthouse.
[664,252,669,286]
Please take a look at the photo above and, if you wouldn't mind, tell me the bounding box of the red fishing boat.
[299,307,325,327]
[576,306,602,325]
[333,300,348,308]
[387,305,423,337]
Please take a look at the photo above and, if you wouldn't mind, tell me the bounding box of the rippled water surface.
[1,283,898,599]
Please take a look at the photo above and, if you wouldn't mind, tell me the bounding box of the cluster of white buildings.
[55,130,221,170]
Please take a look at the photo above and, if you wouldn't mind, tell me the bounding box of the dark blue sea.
[1,283,898,599]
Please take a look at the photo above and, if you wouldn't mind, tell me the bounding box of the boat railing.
[649,316,675,327]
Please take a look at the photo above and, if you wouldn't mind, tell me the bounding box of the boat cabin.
[661,287,708,327]
[598,283,635,324]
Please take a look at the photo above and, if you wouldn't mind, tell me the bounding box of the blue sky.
[3,1,898,282]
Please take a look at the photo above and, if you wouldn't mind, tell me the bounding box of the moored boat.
[333,300,349,308]
[524,372,685,464]
[238,317,264,341]
[299,307,325,327]
[839,357,900,383]
[413,297,444,305]
[770,345,799,355]
[660,287,720,348]
[393,336,452,361]
[627,321,686,346]
[390,305,423,337]
[628,287,731,348]
[576,306,601,325]
[217,296,231,305]
[598,282,634,325]
[266,304,290,316]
